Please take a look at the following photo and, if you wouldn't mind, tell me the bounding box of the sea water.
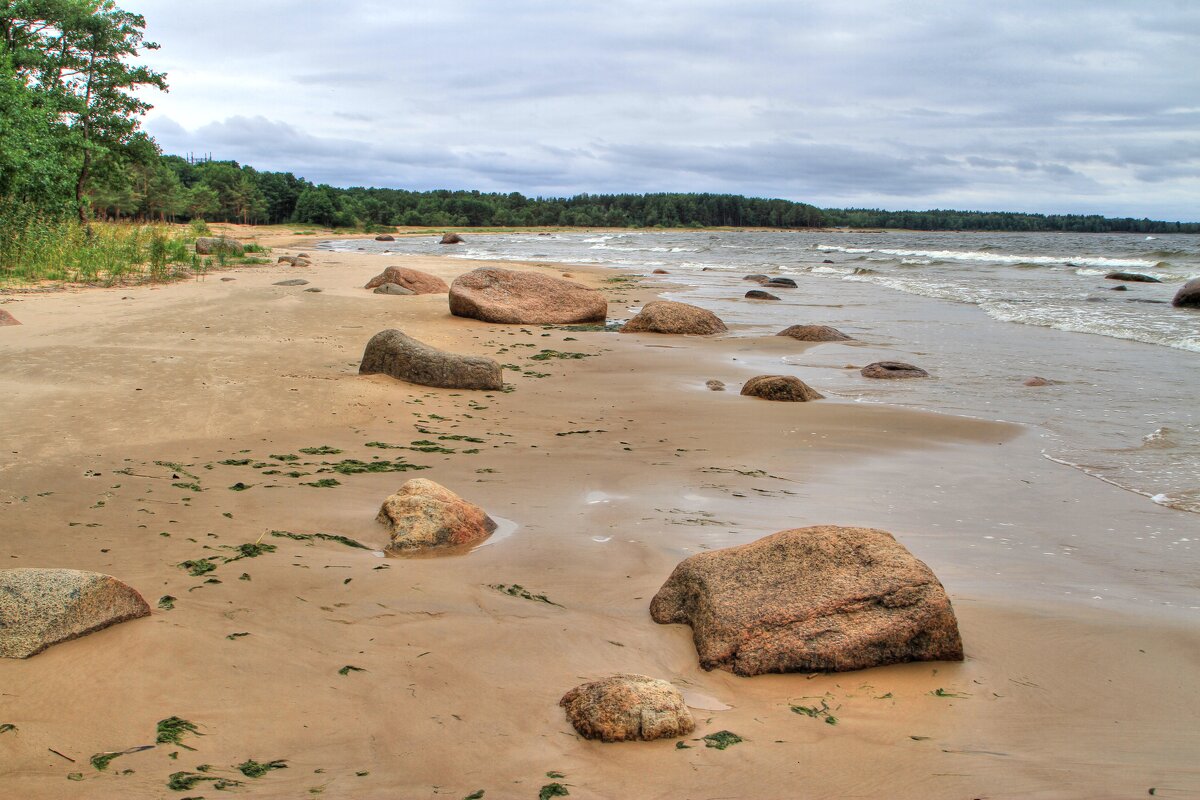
[323,230,1200,516]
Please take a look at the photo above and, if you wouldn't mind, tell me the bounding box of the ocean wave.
[817,243,1159,269]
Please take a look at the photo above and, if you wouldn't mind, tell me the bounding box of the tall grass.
[0,218,218,286]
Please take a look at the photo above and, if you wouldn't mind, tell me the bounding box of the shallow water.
[324,231,1200,515]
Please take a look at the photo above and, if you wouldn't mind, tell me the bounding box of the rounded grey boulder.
[359,329,503,390]
[1173,277,1200,308]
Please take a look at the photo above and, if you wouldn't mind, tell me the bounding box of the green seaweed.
[269,530,371,550]
[302,478,341,488]
[223,542,277,561]
[675,741,690,749]
[338,665,366,676]
[172,482,202,492]
[407,440,455,453]
[156,461,199,480]
[158,595,177,610]
[930,688,968,698]
[545,772,565,779]
[228,482,252,491]
[226,632,250,641]
[529,350,591,361]
[269,454,300,462]
[463,791,485,800]
[166,771,242,791]
[703,730,743,750]
[90,752,124,771]
[179,559,217,577]
[438,435,485,443]
[67,773,83,781]
[219,458,252,466]
[156,717,201,750]
[488,584,562,607]
[0,724,16,734]
[237,758,288,778]
[791,702,838,725]
[299,446,342,455]
[539,783,569,799]
[327,458,428,475]
[364,441,405,449]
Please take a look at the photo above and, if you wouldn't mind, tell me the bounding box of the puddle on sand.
[472,516,518,551]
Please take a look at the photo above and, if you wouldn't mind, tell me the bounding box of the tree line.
[2,0,1196,259]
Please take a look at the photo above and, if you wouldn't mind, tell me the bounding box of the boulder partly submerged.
[378,479,497,553]
[560,675,695,742]
[778,324,851,342]
[1173,277,1200,308]
[449,267,607,324]
[620,301,727,336]
[745,290,780,300]
[359,329,503,390]
[741,375,824,402]
[440,232,464,244]
[861,361,929,379]
[364,266,449,294]
[1105,271,1161,283]
[0,569,151,658]
[650,526,964,675]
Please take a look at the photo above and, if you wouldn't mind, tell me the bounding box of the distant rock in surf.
[375,234,395,241]
[652,268,669,274]
[440,232,464,244]
[765,277,797,289]
[743,274,771,284]
[0,569,150,658]
[450,267,607,324]
[740,375,823,402]
[1023,376,1056,387]
[620,301,726,335]
[378,479,497,553]
[649,526,964,675]
[777,324,851,342]
[365,266,448,294]
[745,290,780,300]
[1173,277,1200,308]
[359,329,503,390]
[560,675,695,742]
[1105,271,1161,283]
[861,361,929,379]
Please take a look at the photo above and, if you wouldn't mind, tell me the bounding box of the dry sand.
[1,234,1197,799]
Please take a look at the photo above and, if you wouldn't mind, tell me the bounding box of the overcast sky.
[122,1,1200,219]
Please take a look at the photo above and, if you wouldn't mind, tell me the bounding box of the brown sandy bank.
[0,244,1197,799]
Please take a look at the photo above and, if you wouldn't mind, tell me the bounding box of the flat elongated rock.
[861,361,929,379]
[777,324,851,342]
[273,279,309,286]
[0,308,20,326]
[1105,271,1160,283]
[378,479,497,552]
[765,277,797,288]
[0,569,150,658]
[1173,277,1200,308]
[650,526,964,675]
[195,236,243,255]
[741,375,823,402]
[450,267,607,324]
[745,290,780,300]
[359,329,503,390]
[620,301,726,335]
[560,675,695,742]
[364,266,448,294]
[375,234,396,241]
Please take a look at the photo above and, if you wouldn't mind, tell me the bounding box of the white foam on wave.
[817,243,1158,269]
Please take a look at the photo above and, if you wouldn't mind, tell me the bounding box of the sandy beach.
[1,234,1198,799]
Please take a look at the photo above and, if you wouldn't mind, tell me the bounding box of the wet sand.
[1,236,1197,799]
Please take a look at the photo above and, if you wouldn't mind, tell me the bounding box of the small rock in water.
[378,479,497,553]
[777,324,851,342]
[765,277,797,288]
[1024,376,1054,387]
[741,375,823,402]
[652,268,669,274]
[375,234,396,241]
[705,379,726,391]
[861,361,929,379]
[1109,284,1128,291]
[745,290,780,300]
[620,301,726,336]
[743,274,771,284]
[440,232,464,244]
